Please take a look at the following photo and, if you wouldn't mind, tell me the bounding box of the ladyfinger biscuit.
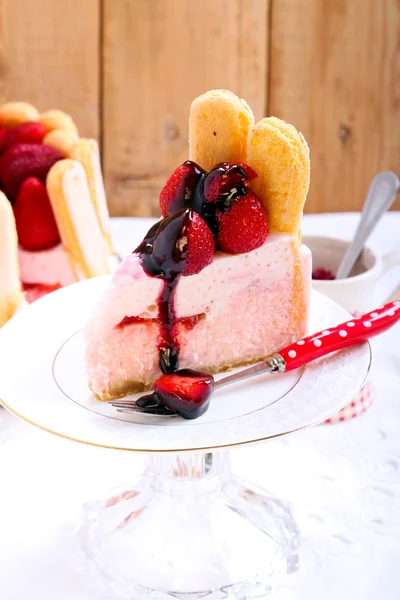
[247,117,310,242]
[47,160,111,280]
[0,102,40,127]
[189,90,254,171]
[43,129,79,156]
[40,109,78,135]
[0,192,22,327]
[69,139,113,254]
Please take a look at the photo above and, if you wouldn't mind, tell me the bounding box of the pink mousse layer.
[85,233,312,396]
[18,244,75,287]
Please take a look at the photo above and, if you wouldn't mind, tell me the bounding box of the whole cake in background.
[0,101,113,305]
[85,89,312,401]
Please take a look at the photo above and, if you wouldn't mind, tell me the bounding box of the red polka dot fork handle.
[273,301,400,373]
[268,303,399,426]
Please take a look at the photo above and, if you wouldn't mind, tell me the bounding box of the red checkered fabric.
[323,380,373,424]
[321,308,374,424]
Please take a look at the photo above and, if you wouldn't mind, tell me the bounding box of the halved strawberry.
[183,210,215,275]
[0,128,8,153]
[22,282,62,303]
[312,267,335,280]
[216,191,269,254]
[153,369,214,419]
[149,209,215,277]
[13,177,60,251]
[5,122,47,148]
[0,143,63,199]
[159,161,205,217]
[203,162,257,203]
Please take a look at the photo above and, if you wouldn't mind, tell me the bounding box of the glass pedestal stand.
[80,450,299,600]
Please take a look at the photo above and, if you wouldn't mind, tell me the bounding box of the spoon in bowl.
[335,171,399,280]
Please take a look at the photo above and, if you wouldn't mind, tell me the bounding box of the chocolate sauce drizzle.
[134,161,255,378]
[167,161,205,214]
[135,208,193,374]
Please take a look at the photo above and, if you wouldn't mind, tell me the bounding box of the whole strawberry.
[159,161,205,217]
[216,191,269,254]
[0,143,63,198]
[13,177,60,250]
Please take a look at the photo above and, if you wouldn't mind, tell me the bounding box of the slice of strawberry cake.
[0,102,114,302]
[85,90,312,401]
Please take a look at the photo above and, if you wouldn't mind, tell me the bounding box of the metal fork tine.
[107,398,140,405]
[110,401,138,409]
[116,407,148,414]
[116,407,178,418]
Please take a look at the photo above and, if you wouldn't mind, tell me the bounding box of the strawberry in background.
[13,177,60,251]
[0,143,63,200]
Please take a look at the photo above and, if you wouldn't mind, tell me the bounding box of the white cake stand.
[0,278,371,599]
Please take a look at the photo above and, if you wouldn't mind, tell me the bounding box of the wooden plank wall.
[270,0,400,214]
[0,0,398,215]
[0,0,100,139]
[102,0,269,216]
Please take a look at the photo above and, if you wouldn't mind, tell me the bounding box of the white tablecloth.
[0,213,399,600]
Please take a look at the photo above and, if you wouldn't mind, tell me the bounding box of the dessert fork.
[107,301,400,419]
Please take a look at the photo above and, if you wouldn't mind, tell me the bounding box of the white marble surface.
[0,213,399,599]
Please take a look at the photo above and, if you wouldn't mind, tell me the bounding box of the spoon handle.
[278,301,400,372]
[336,171,399,279]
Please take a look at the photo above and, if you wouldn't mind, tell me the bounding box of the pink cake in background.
[19,244,75,301]
[84,90,311,402]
